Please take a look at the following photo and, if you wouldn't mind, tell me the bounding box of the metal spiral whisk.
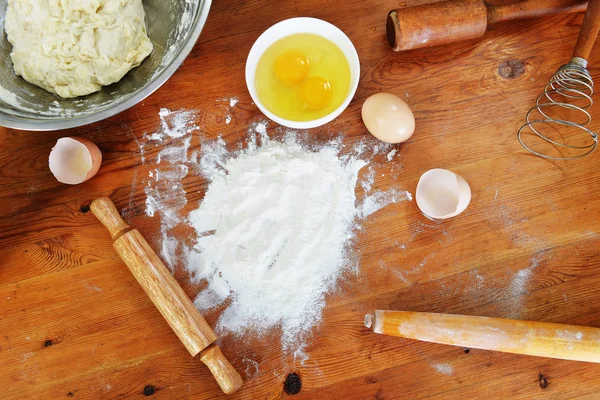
[518,57,598,160]
[518,0,600,160]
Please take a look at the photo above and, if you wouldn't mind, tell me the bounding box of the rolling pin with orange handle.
[90,197,243,394]
[387,0,588,52]
[365,310,600,363]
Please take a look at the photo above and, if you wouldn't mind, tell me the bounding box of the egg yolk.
[300,76,332,110]
[273,50,310,86]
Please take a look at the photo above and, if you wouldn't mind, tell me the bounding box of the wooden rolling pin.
[387,0,588,51]
[90,197,243,394]
[365,310,600,362]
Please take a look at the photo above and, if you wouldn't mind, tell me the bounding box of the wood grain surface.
[1,0,600,399]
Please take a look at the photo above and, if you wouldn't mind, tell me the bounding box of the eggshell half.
[49,137,102,185]
[416,169,471,220]
[361,92,415,143]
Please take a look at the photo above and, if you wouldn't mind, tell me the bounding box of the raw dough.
[5,0,153,98]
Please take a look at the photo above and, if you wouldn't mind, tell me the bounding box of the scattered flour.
[242,357,260,378]
[253,120,268,135]
[293,345,310,365]
[219,97,239,126]
[186,131,407,349]
[387,149,397,161]
[360,165,376,194]
[83,280,103,292]
[555,329,583,351]
[510,268,533,297]
[142,110,413,352]
[143,108,199,268]
[150,108,198,140]
[503,251,546,318]
[432,363,454,376]
[360,189,412,218]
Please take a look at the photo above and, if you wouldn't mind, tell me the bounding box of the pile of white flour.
[189,132,368,348]
[141,110,411,351]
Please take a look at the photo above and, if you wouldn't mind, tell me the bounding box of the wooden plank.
[1,0,600,398]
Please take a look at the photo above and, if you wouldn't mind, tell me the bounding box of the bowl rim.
[0,0,212,131]
[245,17,360,130]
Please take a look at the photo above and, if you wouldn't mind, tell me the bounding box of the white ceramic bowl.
[245,17,360,129]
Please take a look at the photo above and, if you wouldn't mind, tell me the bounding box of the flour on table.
[149,108,198,141]
[360,165,376,194]
[432,363,454,376]
[387,149,397,161]
[142,108,199,268]
[360,189,412,218]
[142,111,412,352]
[502,250,547,318]
[217,96,239,126]
[187,133,368,349]
[242,357,260,378]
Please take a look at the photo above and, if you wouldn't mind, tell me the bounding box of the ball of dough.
[361,93,415,144]
[5,0,153,98]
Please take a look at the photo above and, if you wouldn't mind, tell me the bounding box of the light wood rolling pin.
[387,0,589,51]
[91,197,243,394]
[365,310,600,362]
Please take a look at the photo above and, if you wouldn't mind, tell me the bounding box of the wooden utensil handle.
[200,344,245,394]
[90,197,243,394]
[387,0,587,52]
[488,0,587,26]
[368,310,600,363]
[572,0,600,59]
[90,196,131,239]
[387,0,488,52]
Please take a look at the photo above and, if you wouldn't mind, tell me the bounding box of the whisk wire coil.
[518,57,598,160]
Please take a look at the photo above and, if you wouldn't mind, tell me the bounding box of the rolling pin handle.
[199,344,244,395]
[91,196,243,394]
[387,0,488,52]
[387,0,588,52]
[90,197,132,240]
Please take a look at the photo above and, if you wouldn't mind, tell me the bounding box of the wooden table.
[2,0,600,398]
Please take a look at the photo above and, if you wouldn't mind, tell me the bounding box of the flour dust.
[142,108,199,268]
[141,108,412,354]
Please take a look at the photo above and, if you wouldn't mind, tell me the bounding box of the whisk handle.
[573,0,600,59]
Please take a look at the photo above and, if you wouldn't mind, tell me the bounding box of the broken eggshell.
[416,169,471,220]
[49,137,102,185]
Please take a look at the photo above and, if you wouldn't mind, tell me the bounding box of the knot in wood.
[539,373,549,389]
[284,372,302,395]
[498,60,526,79]
[143,385,156,396]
